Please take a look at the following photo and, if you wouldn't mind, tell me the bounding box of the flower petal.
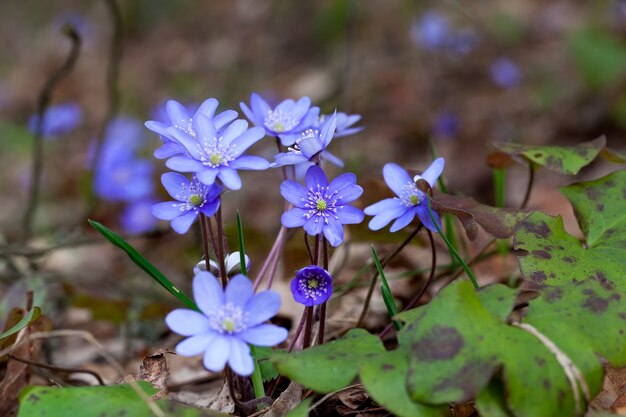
[200,199,220,217]
[193,114,218,146]
[290,96,311,120]
[336,185,363,204]
[225,274,254,308]
[145,120,169,137]
[420,157,445,187]
[165,309,211,336]
[213,110,238,131]
[281,208,308,228]
[229,127,265,156]
[220,120,249,145]
[250,93,271,121]
[273,153,309,167]
[305,165,328,189]
[229,155,269,170]
[166,100,190,126]
[323,217,344,247]
[195,98,218,119]
[367,206,408,231]
[161,172,191,200]
[170,210,198,234]
[193,272,225,315]
[228,338,254,376]
[240,324,288,346]
[240,102,256,125]
[303,216,324,236]
[327,172,356,194]
[336,205,364,225]
[389,207,418,232]
[364,198,403,215]
[202,334,230,372]
[217,167,242,190]
[245,291,281,326]
[382,163,413,197]
[166,156,205,172]
[196,169,219,185]
[152,202,184,221]
[176,333,218,356]
[416,204,442,233]
[166,127,201,158]
[280,180,308,206]
[299,137,323,159]
[154,142,184,159]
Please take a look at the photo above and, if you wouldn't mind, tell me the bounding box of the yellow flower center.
[316,199,327,211]
[189,194,203,206]
[210,153,223,165]
[273,122,285,132]
[410,194,419,205]
[307,279,319,289]
[222,318,235,333]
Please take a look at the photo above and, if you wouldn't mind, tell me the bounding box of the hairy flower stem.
[204,215,219,259]
[252,225,287,291]
[317,238,329,345]
[215,207,228,288]
[287,309,308,353]
[199,214,212,268]
[302,306,314,348]
[356,224,423,328]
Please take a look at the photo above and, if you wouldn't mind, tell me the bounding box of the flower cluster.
[410,11,478,55]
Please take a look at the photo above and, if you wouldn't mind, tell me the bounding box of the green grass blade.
[235,211,265,400]
[425,196,480,289]
[371,245,401,331]
[88,220,198,311]
[0,307,41,341]
[493,168,506,208]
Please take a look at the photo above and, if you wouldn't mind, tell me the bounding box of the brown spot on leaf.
[412,326,464,361]
[26,393,40,404]
[582,291,609,313]
[381,364,395,371]
[586,188,602,201]
[522,220,550,238]
[543,378,551,389]
[618,312,626,321]
[545,287,563,302]
[562,256,576,264]
[592,271,613,291]
[432,361,497,401]
[534,153,543,158]
[597,204,604,212]
[535,356,546,367]
[532,250,552,259]
[530,271,547,283]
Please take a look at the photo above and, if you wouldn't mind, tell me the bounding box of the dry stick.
[379,229,437,339]
[86,0,123,216]
[21,26,81,243]
[355,224,423,328]
[1,329,166,417]
[7,353,105,386]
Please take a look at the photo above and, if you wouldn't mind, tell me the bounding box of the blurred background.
[0,0,625,384]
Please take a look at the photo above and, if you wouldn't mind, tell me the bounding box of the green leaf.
[283,397,311,417]
[88,220,197,311]
[359,350,447,417]
[514,171,626,289]
[371,245,401,330]
[475,381,515,417]
[18,382,227,417]
[476,284,517,321]
[491,137,606,175]
[569,28,626,90]
[402,280,577,417]
[0,307,41,341]
[271,328,385,393]
[254,346,280,382]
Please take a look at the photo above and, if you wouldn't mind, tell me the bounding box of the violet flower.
[291,266,333,306]
[490,58,522,89]
[166,272,287,376]
[163,114,269,190]
[240,93,319,146]
[152,172,222,234]
[120,199,159,235]
[29,102,81,139]
[281,165,364,247]
[364,158,445,233]
[145,98,238,159]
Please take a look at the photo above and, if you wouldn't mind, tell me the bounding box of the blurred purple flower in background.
[490,58,522,88]
[93,117,154,202]
[145,98,237,159]
[432,110,459,139]
[364,158,445,233]
[291,265,333,306]
[152,172,222,234]
[280,165,364,247]
[240,93,319,145]
[411,11,478,55]
[163,115,268,190]
[120,199,159,234]
[166,272,287,376]
[28,102,81,139]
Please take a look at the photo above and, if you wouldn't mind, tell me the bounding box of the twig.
[21,25,81,243]
[520,163,535,209]
[7,353,105,386]
[356,224,422,328]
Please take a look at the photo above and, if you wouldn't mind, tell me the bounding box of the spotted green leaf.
[271,328,385,393]
[18,382,227,417]
[491,137,605,175]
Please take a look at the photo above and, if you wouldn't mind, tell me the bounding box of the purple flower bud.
[490,58,522,89]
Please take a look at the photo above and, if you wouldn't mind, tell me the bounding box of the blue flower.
[152,172,222,234]
[163,114,269,190]
[291,266,333,306]
[432,111,459,139]
[145,98,238,159]
[281,165,364,247]
[320,112,363,138]
[364,158,445,233]
[490,58,522,89]
[240,93,319,146]
[410,11,478,55]
[273,112,343,169]
[28,103,81,139]
[120,199,159,235]
[93,117,154,202]
[166,272,287,376]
